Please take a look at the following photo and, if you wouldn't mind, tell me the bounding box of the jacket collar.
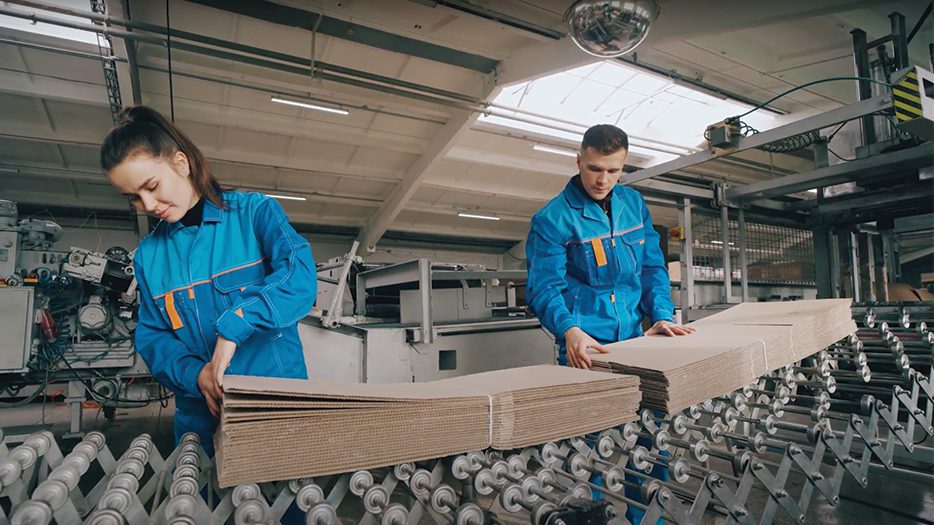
[166,195,224,235]
[563,175,619,223]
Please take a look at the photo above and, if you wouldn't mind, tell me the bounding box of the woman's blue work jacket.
[132,191,316,453]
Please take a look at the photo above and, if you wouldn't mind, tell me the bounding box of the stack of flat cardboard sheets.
[591,299,855,413]
[216,365,641,487]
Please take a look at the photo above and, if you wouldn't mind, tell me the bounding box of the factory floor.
[1,400,933,525]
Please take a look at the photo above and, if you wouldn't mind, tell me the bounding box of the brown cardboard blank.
[591,299,854,413]
[215,364,641,487]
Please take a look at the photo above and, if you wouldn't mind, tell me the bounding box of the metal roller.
[305,502,338,525]
[295,483,325,512]
[349,470,373,497]
[233,498,269,525]
[31,479,70,510]
[362,484,389,515]
[10,500,53,525]
[97,487,134,514]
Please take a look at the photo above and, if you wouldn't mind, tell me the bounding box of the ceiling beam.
[623,94,892,186]
[727,145,932,201]
[356,107,490,252]
[187,0,499,73]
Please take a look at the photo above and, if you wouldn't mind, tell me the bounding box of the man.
[526,124,694,524]
[527,124,694,367]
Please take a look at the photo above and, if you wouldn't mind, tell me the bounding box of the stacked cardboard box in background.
[216,365,641,487]
[592,299,855,413]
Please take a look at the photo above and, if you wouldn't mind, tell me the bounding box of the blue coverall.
[526,177,674,524]
[133,191,316,455]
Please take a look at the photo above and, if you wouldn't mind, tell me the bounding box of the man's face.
[576,146,627,201]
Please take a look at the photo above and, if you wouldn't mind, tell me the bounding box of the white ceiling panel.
[58,144,100,169]
[220,127,293,159]
[1,0,905,251]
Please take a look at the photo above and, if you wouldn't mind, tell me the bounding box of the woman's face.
[108,150,199,223]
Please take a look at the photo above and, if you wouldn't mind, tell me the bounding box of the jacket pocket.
[618,228,645,278]
[569,237,617,287]
[212,261,265,308]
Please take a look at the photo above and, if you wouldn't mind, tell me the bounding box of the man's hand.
[563,327,608,369]
[197,362,222,417]
[645,320,695,337]
[210,335,238,390]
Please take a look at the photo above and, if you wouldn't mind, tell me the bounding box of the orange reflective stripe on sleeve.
[164,293,184,330]
[591,238,608,267]
[188,288,195,299]
[611,294,616,303]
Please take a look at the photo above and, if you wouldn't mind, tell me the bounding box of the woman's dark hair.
[100,105,224,208]
[581,124,629,155]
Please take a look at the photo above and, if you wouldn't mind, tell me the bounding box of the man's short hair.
[581,124,629,155]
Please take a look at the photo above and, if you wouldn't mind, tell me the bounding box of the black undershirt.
[572,174,611,217]
[179,197,205,227]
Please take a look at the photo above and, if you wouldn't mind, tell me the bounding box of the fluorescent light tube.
[458,212,500,221]
[267,193,307,201]
[533,144,578,158]
[271,96,349,116]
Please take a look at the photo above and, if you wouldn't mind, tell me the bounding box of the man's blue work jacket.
[133,191,316,453]
[526,177,674,360]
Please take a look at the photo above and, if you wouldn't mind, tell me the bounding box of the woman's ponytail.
[101,105,224,208]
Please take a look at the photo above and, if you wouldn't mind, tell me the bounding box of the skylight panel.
[0,0,101,46]
[480,60,777,167]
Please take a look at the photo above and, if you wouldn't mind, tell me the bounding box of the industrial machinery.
[1,302,929,524]
[647,11,934,317]
[305,247,555,383]
[0,200,158,437]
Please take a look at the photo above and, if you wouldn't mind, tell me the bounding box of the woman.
[101,106,316,454]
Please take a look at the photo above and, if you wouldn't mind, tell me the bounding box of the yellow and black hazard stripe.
[893,69,923,122]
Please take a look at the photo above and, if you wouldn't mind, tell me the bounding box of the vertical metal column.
[720,205,733,303]
[865,233,877,301]
[678,198,694,315]
[890,12,909,70]
[737,209,749,302]
[849,231,861,301]
[830,231,842,298]
[851,29,876,146]
[872,234,889,301]
[418,259,434,344]
[65,380,86,438]
[813,227,834,299]
[882,229,901,284]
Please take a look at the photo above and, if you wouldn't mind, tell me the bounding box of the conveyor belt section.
[1,304,931,524]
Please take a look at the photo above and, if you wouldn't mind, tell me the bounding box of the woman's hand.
[563,327,608,369]
[645,320,695,337]
[211,335,238,390]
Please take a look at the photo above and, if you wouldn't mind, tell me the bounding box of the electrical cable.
[0,379,50,408]
[730,76,894,120]
[827,147,856,162]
